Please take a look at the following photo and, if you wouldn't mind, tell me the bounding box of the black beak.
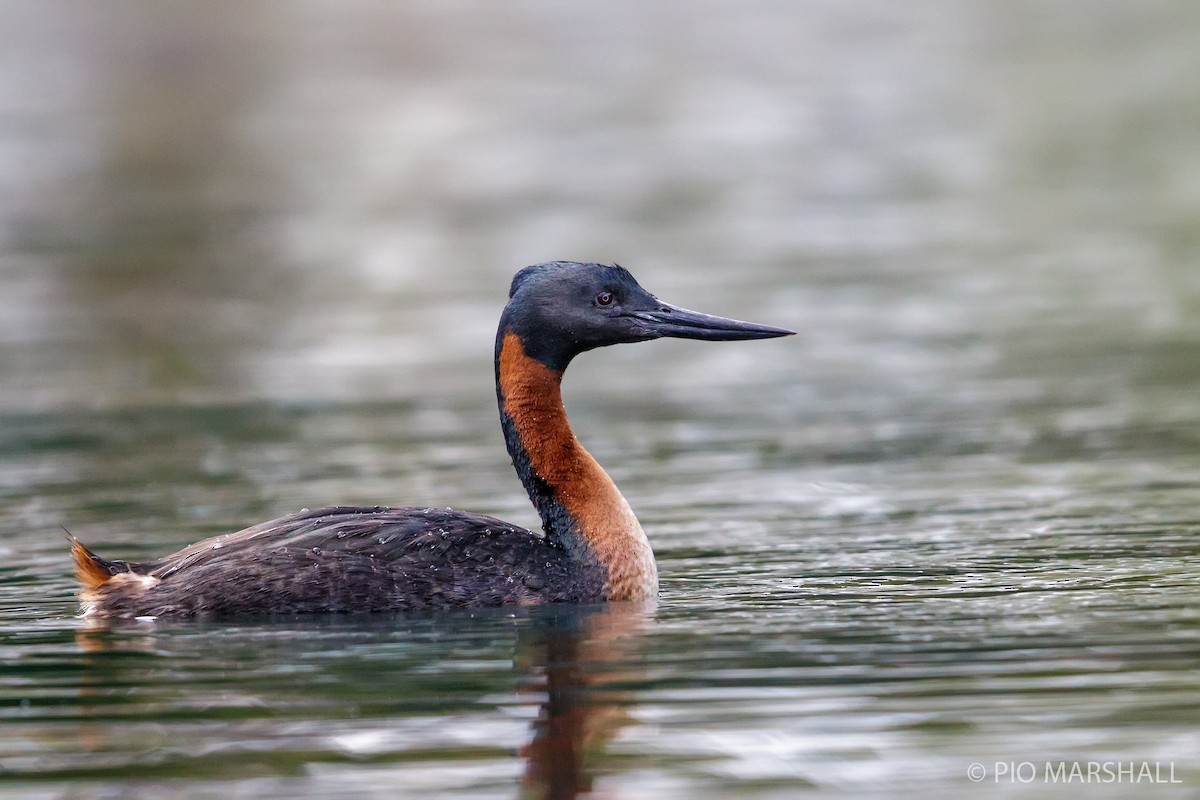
[630,302,795,341]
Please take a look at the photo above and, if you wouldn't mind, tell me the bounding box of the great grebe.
[72,261,792,617]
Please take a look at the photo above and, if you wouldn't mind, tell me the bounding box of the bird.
[71,261,793,617]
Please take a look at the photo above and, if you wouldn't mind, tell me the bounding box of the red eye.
[595,291,614,307]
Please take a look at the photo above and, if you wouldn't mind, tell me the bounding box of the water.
[2,1,1200,798]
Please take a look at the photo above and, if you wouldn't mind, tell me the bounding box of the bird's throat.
[496,332,658,600]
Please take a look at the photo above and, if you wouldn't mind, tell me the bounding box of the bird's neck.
[495,331,658,601]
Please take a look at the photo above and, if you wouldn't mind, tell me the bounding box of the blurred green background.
[2,1,1197,413]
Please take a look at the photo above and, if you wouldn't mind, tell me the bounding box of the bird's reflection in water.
[515,602,654,800]
[73,601,654,797]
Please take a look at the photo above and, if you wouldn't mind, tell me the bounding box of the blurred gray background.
[1,0,1198,412]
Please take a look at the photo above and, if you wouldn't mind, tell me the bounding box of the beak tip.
[747,324,796,340]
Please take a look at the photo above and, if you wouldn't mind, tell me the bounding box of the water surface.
[2,2,1199,798]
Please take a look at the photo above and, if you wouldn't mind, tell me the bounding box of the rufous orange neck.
[496,332,657,601]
